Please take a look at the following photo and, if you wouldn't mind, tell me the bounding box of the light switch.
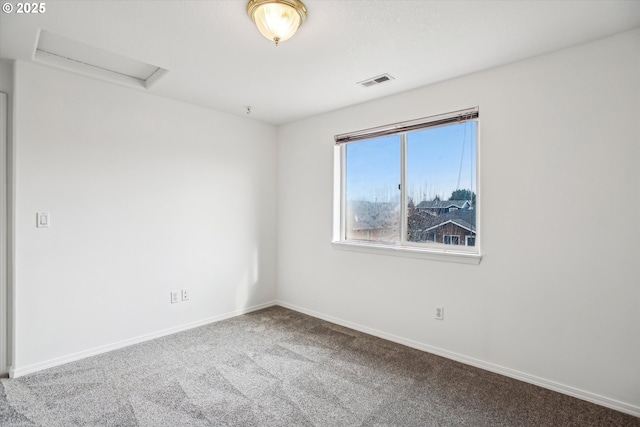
[36,212,50,228]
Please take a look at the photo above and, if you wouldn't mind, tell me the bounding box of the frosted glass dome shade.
[248,0,307,46]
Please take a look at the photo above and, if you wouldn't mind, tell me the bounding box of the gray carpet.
[0,306,638,426]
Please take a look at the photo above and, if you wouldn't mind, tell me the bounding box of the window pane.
[406,122,477,246]
[345,135,401,244]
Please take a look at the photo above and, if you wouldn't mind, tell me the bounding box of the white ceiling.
[1,0,639,125]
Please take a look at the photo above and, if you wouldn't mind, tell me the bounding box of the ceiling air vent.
[34,30,167,89]
[357,73,395,88]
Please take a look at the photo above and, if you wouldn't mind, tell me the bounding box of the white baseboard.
[276,300,640,418]
[10,301,277,379]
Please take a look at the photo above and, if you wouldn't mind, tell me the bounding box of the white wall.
[277,29,640,414]
[12,61,278,374]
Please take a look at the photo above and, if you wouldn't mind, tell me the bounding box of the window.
[333,107,480,263]
[443,235,460,245]
[345,135,401,244]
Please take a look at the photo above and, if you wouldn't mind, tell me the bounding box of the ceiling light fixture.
[247,0,307,46]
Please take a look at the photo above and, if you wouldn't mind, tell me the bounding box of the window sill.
[331,241,482,265]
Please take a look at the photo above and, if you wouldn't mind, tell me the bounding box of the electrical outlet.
[181,289,189,301]
[435,306,444,320]
[170,291,180,304]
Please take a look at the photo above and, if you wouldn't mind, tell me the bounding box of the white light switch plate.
[36,212,50,228]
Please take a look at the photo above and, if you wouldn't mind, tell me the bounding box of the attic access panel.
[34,30,167,89]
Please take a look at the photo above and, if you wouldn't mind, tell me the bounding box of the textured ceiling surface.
[1,0,639,124]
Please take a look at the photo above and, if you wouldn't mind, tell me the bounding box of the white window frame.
[465,235,476,247]
[332,107,481,265]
